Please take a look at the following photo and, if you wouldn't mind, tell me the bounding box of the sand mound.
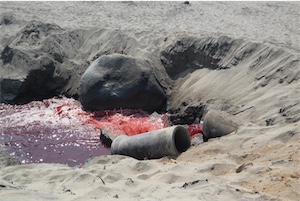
[0,1,300,200]
[163,36,300,123]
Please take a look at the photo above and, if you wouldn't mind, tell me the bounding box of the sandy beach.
[0,1,300,200]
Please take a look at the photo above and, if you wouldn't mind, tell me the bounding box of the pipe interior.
[173,127,191,153]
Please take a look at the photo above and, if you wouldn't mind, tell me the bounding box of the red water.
[0,97,203,167]
[0,97,167,167]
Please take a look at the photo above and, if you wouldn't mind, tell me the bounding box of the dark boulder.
[0,20,71,104]
[0,46,14,64]
[80,54,167,112]
[168,105,205,125]
[0,58,70,104]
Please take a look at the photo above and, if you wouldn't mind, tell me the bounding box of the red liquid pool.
[0,97,166,167]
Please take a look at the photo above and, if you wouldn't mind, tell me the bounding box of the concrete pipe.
[203,109,239,139]
[111,125,191,160]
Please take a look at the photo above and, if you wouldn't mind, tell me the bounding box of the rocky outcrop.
[80,54,167,112]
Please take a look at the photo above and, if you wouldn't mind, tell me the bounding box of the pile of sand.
[0,2,299,200]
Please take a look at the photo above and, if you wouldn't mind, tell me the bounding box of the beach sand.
[0,2,300,200]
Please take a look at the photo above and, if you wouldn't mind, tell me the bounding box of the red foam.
[83,109,166,136]
[187,123,203,136]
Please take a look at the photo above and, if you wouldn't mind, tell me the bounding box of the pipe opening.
[173,126,191,153]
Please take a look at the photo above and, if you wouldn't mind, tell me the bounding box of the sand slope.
[0,154,285,201]
[0,2,300,201]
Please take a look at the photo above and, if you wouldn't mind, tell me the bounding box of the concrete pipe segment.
[203,109,239,139]
[111,126,191,160]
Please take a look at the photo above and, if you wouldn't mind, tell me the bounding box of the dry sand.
[0,1,300,201]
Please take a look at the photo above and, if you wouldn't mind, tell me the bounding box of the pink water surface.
[0,97,166,167]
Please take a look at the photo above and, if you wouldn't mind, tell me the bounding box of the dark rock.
[168,105,205,125]
[266,118,275,126]
[0,20,74,104]
[0,46,14,64]
[80,53,167,112]
[0,57,70,104]
[13,61,69,103]
[0,79,24,103]
[53,52,63,63]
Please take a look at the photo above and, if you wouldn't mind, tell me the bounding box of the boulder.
[0,53,70,104]
[0,20,71,104]
[80,54,167,112]
[168,105,205,125]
